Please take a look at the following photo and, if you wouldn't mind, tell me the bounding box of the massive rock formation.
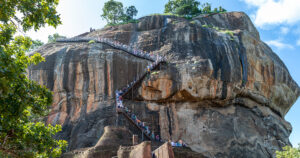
[28,12,300,157]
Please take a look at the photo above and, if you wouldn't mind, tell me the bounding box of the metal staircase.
[56,37,187,152]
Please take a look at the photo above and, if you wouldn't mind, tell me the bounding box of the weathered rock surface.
[117,141,152,158]
[28,12,300,157]
[62,126,132,158]
[29,42,151,150]
[152,142,175,158]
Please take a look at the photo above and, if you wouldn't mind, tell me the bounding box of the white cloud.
[266,39,294,49]
[297,39,300,46]
[243,0,300,27]
[280,27,289,34]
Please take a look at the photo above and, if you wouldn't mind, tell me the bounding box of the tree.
[218,6,227,13]
[125,6,138,21]
[28,39,44,52]
[276,145,300,158]
[48,33,66,43]
[202,3,212,14]
[101,0,124,24]
[164,0,201,16]
[0,0,68,157]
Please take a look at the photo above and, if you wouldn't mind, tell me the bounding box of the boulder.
[28,12,299,157]
[62,126,132,158]
[117,141,152,158]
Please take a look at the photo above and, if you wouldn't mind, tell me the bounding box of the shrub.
[276,145,300,158]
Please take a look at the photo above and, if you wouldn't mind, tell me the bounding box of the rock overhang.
[34,12,300,117]
[27,11,300,156]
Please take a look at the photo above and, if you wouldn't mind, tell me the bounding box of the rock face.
[62,126,132,158]
[28,12,300,157]
[152,142,175,158]
[117,141,152,158]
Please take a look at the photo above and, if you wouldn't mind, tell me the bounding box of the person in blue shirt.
[131,114,136,121]
[151,132,155,140]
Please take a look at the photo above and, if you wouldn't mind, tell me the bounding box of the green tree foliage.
[218,6,227,13]
[164,0,226,17]
[125,6,138,21]
[0,0,68,157]
[28,39,44,52]
[101,0,138,25]
[202,2,211,14]
[101,0,124,24]
[276,145,300,158]
[48,33,66,43]
[164,0,201,16]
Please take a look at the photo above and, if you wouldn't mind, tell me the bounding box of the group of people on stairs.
[57,36,164,62]
[111,39,188,148]
[97,37,164,62]
[56,36,188,148]
[114,41,165,142]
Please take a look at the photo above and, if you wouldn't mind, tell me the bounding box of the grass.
[222,30,234,37]
[190,20,196,24]
[146,13,200,20]
[172,21,178,24]
[106,19,139,27]
[213,26,220,31]
[148,13,176,16]
[88,40,95,44]
[201,24,209,28]
[201,24,235,40]
[151,71,160,75]
[105,10,228,27]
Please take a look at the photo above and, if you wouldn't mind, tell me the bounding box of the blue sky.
[26,0,300,147]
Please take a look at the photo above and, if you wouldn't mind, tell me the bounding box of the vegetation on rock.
[101,0,226,26]
[0,0,67,157]
[164,0,201,16]
[276,144,300,158]
[48,33,67,43]
[28,39,44,52]
[164,0,226,18]
[125,6,138,22]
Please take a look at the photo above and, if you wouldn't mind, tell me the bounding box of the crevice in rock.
[237,37,248,87]
[166,107,173,138]
[104,55,108,99]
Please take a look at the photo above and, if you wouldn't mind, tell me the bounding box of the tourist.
[136,119,141,126]
[176,141,182,147]
[131,114,136,121]
[155,135,160,141]
[151,132,155,140]
[171,141,176,147]
[119,100,123,108]
[145,126,150,134]
[128,109,131,115]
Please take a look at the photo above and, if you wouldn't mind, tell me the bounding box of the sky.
[26,0,300,147]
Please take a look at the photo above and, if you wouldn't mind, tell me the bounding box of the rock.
[28,12,300,158]
[29,42,151,150]
[152,142,175,158]
[173,147,208,158]
[117,141,152,158]
[62,126,132,158]
[95,126,132,147]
